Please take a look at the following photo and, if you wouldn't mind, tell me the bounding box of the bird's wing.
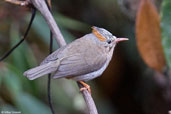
[53,45,107,79]
[41,34,92,65]
[40,46,67,65]
[39,34,107,79]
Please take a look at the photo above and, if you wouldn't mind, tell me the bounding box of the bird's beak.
[115,38,129,43]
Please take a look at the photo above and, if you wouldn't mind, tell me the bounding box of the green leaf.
[0,104,18,112]
[9,24,27,71]
[25,12,90,49]
[27,13,75,49]
[0,65,50,114]
[6,63,38,95]
[14,93,51,114]
[30,14,52,45]
[2,70,22,95]
[54,13,90,32]
[161,0,171,69]
[9,23,37,71]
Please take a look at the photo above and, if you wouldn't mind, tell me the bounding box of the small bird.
[24,26,128,93]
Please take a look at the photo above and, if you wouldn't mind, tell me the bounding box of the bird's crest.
[92,26,106,42]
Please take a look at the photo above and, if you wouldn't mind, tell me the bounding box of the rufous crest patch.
[92,27,106,42]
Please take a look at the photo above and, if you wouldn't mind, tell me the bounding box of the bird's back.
[45,33,108,79]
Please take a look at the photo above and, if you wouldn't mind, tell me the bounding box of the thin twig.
[48,32,55,114]
[29,0,98,114]
[0,8,36,61]
[45,0,55,113]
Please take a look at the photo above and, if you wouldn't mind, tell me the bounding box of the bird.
[24,26,128,93]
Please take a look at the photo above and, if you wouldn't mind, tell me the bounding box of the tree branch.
[30,0,66,47]
[29,0,98,114]
[77,82,98,114]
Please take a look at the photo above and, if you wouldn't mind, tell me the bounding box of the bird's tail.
[24,61,59,80]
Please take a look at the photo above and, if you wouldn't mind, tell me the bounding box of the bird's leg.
[5,0,30,6]
[79,81,91,94]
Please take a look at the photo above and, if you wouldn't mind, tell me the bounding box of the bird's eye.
[107,40,111,44]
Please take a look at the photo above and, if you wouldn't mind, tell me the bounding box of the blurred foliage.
[29,13,90,49]
[0,25,51,114]
[161,0,171,70]
[0,0,171,114]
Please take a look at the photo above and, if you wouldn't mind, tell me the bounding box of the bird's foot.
[5,0,30,6]
[79,81,91,94]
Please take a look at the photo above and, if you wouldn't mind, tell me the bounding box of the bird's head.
[92,26,128,49]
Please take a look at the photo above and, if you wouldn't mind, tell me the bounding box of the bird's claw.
[79,81,91,94]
